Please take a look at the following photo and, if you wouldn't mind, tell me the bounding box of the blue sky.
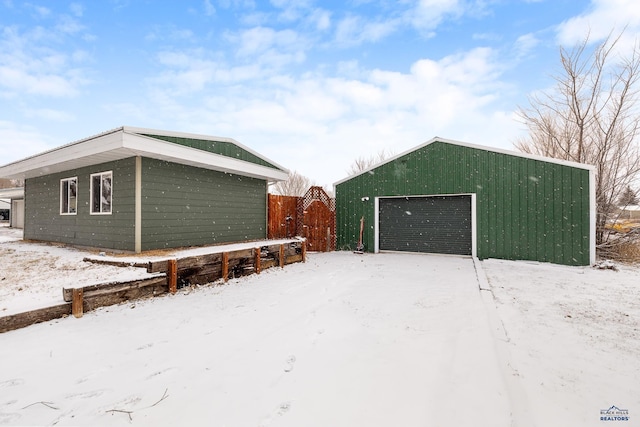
[1,0,639,187]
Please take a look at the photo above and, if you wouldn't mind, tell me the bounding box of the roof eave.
[0,128,289,182]
[333,136,596,186]
[0,187,25,199]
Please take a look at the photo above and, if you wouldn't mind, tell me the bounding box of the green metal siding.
[24,158,136,250]
[142,134,279,170]
[140,158,267,250]
[335,141,591,266]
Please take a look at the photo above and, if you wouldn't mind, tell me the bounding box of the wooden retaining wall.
[0,241,306,334]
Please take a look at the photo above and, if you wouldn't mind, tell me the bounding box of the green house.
[335,138,595,266]
[0,127,288,252]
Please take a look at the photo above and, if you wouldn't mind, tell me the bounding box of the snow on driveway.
[0,252,510,427]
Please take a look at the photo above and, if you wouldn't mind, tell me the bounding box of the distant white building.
[618,205,640,220]
[0,187,24,228]
[0,199,10,220]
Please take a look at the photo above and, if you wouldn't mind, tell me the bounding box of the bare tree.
[271,170,314,196]
[0,178,22,189]
[515,30,640,247]
[347,149,395,176]
[618,186,639,206]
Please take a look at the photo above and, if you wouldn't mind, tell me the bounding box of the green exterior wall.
[335,141,592,266]
[24,157,268,252]
[24,158,136,251]
[140,158,267,251]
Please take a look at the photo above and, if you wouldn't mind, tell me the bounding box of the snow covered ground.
[0,224,300,315]
[483,259,640,426]
[1,224,639,426]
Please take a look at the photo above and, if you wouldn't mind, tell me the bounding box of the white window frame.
[60,177,78,215]
[90,171,113,215]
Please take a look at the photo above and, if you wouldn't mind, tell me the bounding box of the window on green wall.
[90,171,112,214]
[60,177,77,215]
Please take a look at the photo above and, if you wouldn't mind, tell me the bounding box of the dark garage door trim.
[374,194,476,257]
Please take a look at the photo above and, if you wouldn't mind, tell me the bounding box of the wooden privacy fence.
[268,194,299,239]
[0,240,305,333]
[268,186,336,252]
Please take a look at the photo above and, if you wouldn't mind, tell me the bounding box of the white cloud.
[151,49,270,95]
[0,67,80,97]
[556,0,640,46]
[473,32,501,42]
[144,46,520,185]
[269,0,318,23]
[152,52,217,94]
[0,26,89,97]
[1,1,527,185]
[203,0,215,16]
[0,121,56,164]
[55,15,84,34]
[26,3,51,18]
[514,33,539,59]
[334,15,400,46]
[70,3,84,17]
[309,8,331,31]
[145,25,196,43]
[409,0,463,32]
[23,108,75,122]
[216,26,309,70]
[234,26,301,57]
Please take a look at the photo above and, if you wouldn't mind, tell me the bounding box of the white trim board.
[0,127,289,182]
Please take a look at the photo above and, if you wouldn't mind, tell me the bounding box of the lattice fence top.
[300,186,335,211]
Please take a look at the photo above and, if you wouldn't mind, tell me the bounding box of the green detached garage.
[335,138,595,266]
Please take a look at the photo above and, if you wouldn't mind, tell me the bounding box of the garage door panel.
[379,196,471,255]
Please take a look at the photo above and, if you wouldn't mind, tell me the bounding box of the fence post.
[72,288,83,318]
[167,259,177,294]
[302,240,306,262]
[279,244,285,268]
[222,252,229,282]
[255,247,261,274]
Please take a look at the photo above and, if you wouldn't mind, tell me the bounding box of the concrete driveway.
[0,251,511,426]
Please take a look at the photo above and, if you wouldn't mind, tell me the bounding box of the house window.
[91,171,112,214]
[60,177,77,215]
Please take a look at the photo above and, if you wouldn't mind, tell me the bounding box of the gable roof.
[0,126,289,182]
[334,136,596,186]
